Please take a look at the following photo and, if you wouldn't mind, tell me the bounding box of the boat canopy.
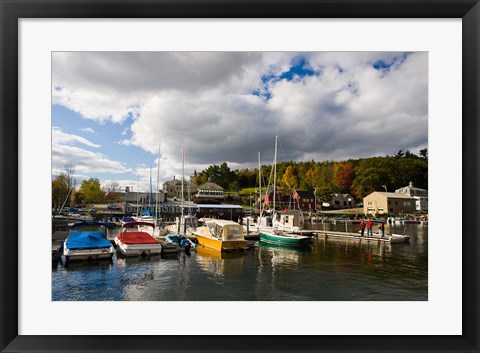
[205,220,244,241]
[122,221,155,229]
[117,231,158,244]
[65,231,111,250]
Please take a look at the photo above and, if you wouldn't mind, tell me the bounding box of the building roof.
[367,191,416,199]
[198,181,223,191]
[294,190,315,198]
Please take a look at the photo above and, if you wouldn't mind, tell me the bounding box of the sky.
[52,51,428,192]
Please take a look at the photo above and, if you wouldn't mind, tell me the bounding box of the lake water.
[52,223,427,301]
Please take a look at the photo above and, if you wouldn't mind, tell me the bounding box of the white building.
[395,182,428,212]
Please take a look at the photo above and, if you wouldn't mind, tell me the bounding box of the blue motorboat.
[63,222,115,262]
[165,232,196,252]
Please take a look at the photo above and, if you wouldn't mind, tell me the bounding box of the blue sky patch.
[254,56,319,100]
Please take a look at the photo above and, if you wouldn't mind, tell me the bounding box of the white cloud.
[80,127,95,133]
[52,52,428,179]
[52,126,100,148]
[52,127,131,175]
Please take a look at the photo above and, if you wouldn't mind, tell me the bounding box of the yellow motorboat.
[193,218,248,252]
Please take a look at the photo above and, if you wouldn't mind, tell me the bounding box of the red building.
[292,190,316,211]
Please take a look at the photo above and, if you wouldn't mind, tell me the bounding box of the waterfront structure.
[193,180,225,204]
[329,193,355,209]
[123,187,166,215]
[163,177,198,200]
[363,191,416,216]
[262,189,290,210]
[292,190,316,211]
[395,182,428,212]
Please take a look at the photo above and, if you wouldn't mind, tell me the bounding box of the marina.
[52,223,427,301]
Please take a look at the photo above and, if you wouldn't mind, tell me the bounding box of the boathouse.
[363,191,416,216]
[395,182,428,212]
[194,181,225,204]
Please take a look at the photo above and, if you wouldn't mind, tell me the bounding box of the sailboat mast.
[181,143,185,222]
[258,151,262,216]
[136,174,139,216]
[149,166,153,212]
[273,135,278,214]
[155,140,160,225]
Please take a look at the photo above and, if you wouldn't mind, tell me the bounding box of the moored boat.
[165,232,196,252]
[63,222,115,261]
[258,136,312,247]
[114,222,162,257]
[193,218,248,251]
[258,230,312,246]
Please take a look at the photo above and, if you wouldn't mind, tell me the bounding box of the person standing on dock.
[359,218,365,236]
[366,218,373,236]
[380,222,385,237]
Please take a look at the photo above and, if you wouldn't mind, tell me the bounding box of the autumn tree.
[333,162,355,193]
[52,173,69,212]
[282,165,298,190]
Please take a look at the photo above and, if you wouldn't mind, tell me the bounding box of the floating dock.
[297,230,410,244]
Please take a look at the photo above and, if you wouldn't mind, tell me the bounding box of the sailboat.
[258,136,312,246]
[165,143,196,251]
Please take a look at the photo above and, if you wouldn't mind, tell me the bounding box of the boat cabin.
[276,210,302,228]
[201,219,245,241]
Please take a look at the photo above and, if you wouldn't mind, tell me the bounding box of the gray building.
[123,187,166,215]
[395,182,428,212]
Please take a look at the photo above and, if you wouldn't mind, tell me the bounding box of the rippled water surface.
[52,224,427,301]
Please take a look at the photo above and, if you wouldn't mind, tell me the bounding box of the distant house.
[262,189,290,210]
[292,190,316,211]
[163,177,198,200]
[363,191,416,216]
[329,193,355,209]
[194,181,225,204]
[123,186,166,215]
[395,182,428,212]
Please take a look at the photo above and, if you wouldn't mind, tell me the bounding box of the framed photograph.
[1,1,478,352]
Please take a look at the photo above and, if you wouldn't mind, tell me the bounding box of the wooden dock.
[297,230,410,244]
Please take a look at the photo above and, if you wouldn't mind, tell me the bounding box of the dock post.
[247,218,250,236]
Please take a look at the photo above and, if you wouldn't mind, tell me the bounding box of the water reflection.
[195,246,247,278]
[52,224,428,301]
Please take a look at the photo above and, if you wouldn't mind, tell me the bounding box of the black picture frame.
[1,1,478,352]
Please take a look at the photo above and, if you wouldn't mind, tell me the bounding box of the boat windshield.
[70,223,105,233]
[222,225,244,241]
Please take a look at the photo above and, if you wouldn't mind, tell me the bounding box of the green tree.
[79,178,105,204]
[419,148,428,159]
[72,190,85,205]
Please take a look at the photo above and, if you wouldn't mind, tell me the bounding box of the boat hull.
[63,246,114,261]
[259,231,312,246]
[114,238,162,257]
[196,234,247,252]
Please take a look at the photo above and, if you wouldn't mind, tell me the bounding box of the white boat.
[114,222,162,257]
[63,222,115,262]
